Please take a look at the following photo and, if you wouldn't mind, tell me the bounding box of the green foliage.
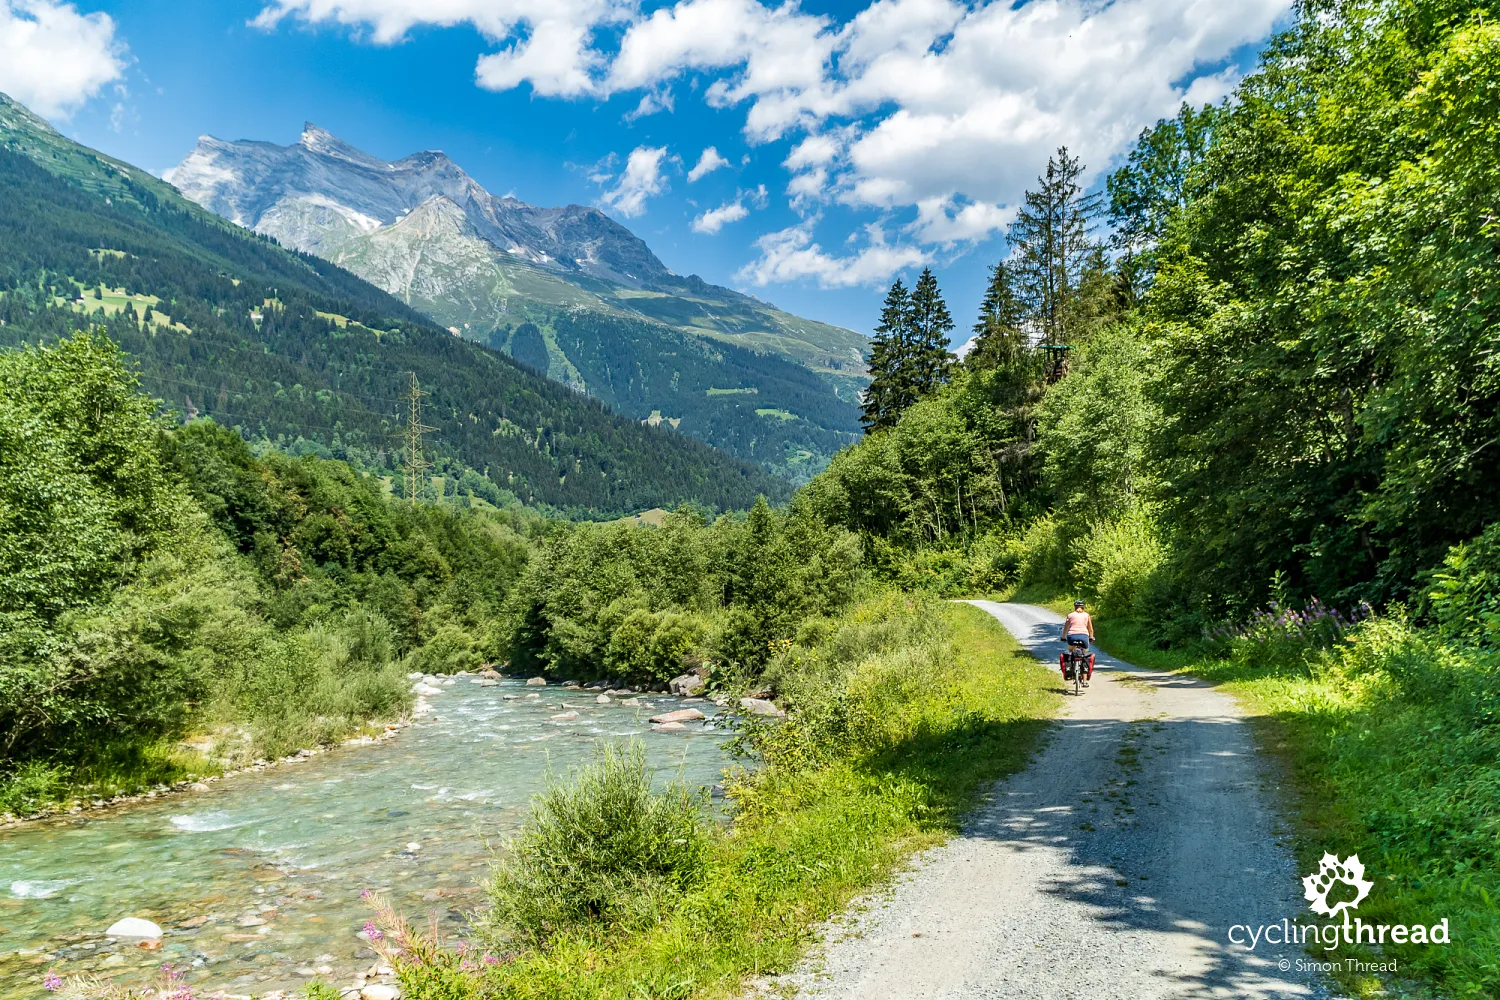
[501,500,861,684]
[481,741,710,945]
[1009,146,1105,346]
[860,269,954,433]
[1142,616,1500,996]
[1143,3,1500,609]
[1106,101,1218,261]
[1424,524,1500,648]
[1036,323,1156,525]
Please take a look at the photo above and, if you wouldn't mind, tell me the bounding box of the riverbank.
[373,597,1061,999]
[5,678,731,999]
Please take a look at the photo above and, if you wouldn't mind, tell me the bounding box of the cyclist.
[1059,599,1096,686]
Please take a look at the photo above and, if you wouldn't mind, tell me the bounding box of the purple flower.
[363,922,384,940]
[43,974,63,992]
[360,888,372,900]
[482,954,500,966]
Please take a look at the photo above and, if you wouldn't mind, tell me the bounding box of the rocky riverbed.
[0,677,730,999]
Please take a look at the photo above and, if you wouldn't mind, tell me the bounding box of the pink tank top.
[1064,611,1091,634]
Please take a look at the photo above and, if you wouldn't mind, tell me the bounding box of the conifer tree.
[1009,146,1102,347]
[906,267,954,395]
[965,261,1029,371]
[860,278,912,433]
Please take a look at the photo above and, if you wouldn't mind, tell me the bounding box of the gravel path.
[766,601,1330,1000]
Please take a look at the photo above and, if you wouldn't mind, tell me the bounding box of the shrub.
[1016,514,1072,593]
[604,609,705,682]
[1072,507,1165,619]
[1423,523,1500,648]
[481,741,709,945]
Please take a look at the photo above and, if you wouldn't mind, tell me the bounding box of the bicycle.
[1065,638,1091,695]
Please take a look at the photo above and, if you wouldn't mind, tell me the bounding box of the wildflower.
[363,921,384,940]
[360,888,372,900]
[482,954,500,966]
[43,973,63,992]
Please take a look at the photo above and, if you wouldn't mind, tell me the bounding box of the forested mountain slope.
[167,125,865,479]
[0,92,789,515]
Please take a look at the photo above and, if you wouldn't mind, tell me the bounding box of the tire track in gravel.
[762,601,1333,1000]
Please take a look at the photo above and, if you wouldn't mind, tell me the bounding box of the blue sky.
[1,0,1291,338]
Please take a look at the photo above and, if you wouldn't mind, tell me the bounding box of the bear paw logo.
[1302,853,1373,916]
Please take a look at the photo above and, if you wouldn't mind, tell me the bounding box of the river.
[0,678,731,998]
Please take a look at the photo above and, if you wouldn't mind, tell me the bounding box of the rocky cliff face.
[167,125,676,289]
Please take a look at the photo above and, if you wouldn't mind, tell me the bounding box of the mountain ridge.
[168,125,868,479]
[0,90,790,514]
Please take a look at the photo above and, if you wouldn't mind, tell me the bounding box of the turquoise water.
[0,680,730,998]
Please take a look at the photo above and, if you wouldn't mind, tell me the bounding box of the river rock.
[105,917,162,939]
[410,682,441,696]
[596,694,612,704]
[669,673,706,697]
[100,953,126,967]
[479,668,502,680]
[441,679,456,687]
[361,986,401,1000]
[739,697,786,718]
[476,679,498,687]
[525,677,547,687]
[406,672,424,680]
[652,721,688,732]
[649,708,705,724]
[551,711,579,720]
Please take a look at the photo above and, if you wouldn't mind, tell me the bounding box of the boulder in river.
[652,721,688,732]
[669,673,706,697]
[411,682,442,696]
[479,668,502,680]
[552,711,579,720]
[596,694,612,704]
[650,708,705,724]
[105,917,162,939]
[739,697,786,718]
[361,986,401,1000]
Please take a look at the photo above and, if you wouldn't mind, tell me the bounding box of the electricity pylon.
[402,372,435,504]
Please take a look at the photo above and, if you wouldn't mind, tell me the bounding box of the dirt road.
[771,601,1330,999]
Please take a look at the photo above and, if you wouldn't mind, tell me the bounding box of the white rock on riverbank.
[649,708,705,725]
[739,697,786,718]
[104,917,162,939]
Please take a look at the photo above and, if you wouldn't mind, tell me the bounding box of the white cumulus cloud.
[254,0,1295,284]
[736,221,928,288]
[691,183,765,233]
[687,146,730,182]
[0,0,126,117]
[600,145,670,217]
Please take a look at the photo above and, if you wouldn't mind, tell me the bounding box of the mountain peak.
[298,123,388,169]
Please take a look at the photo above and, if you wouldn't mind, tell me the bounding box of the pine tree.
[1008,146,1102,347]
[906,267,954,395]
[860,278,912,433]
[965,261,1029,371]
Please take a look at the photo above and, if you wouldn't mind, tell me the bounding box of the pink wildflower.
[43,973,64,992]
[363,921,384,940]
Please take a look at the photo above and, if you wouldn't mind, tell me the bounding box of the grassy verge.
[377,596,1060,999]
[1093,616,1498,999]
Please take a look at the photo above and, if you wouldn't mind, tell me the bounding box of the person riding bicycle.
[1059,599,1096,686]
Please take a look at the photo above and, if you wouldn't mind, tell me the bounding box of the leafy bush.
[481,741,709,945]
[1424,523,1500,648]
[604,609,706,683]
[1072,507,1166,618]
